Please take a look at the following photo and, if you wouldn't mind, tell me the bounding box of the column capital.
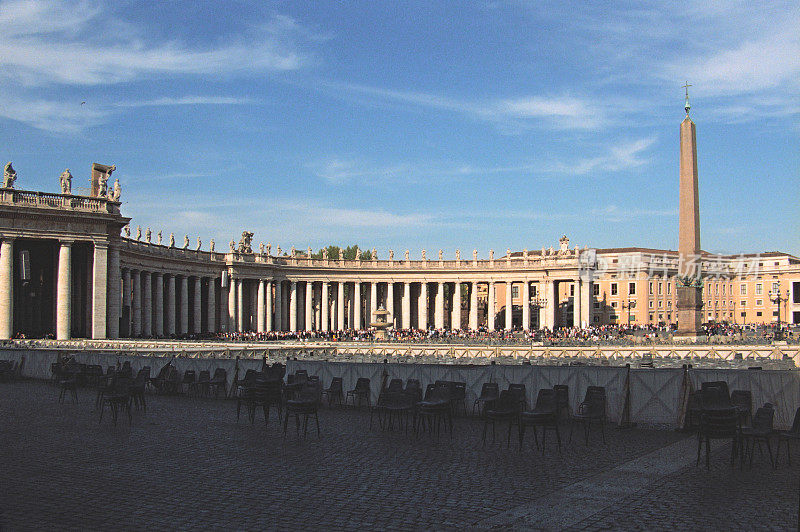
[59,239,75,246]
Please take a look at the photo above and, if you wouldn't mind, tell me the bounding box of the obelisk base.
[675,286,704,341]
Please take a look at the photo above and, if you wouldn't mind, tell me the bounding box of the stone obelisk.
[676,83,703,338]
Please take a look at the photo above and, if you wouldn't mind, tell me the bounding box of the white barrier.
[3,349,798,429]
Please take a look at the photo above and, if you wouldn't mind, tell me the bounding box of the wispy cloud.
[310,137,656,184]
[317,80,605,131]
[0,1,314,87]
[115,96,253,108]
[0,95,107,133]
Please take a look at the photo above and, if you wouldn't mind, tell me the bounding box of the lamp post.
[622,299,637,327]
[530,297,547,331]
[770,289,790,340]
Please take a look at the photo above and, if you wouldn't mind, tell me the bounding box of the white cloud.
[0,0,314,87]
[551,137,657,175]
[0,96,107,133]
[318,80,604,131]
[115,96,253,108]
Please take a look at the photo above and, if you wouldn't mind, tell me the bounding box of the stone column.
[386,282,395,328]
[289,281,298,332]
[305,281,313,331]
[166,274,176,336]
[142,272,152,337]
[257,279,266,333]
[469,282,478,330]
[435,282,444,329]
[573,279,582,328]
[370,282,378,323]
[505,281,513,330]
[132,270,142,336]
[193,276,202,334]
[106,244,120,339]
[91,243,109,339]
[545,280,557,330]
[418,282,428,330]
[0,239,13,339]
[56,241,72,340]
[487,281,495,331]
[122,268,131,337]
[452,282,462,330]
[321,281,329,332]
[218,278,228,333]
[274,280,282,331]
[337,282,345,331]
[154,273,164,336]
[207,277,216,333]
[402,282,411,329]
[265,281,273,331]
[249,281,258,332]
[180,276,189,334]
[353,282,362,329]
[235,279,244,332]
[581,280,591,328]
[522,281,530,331]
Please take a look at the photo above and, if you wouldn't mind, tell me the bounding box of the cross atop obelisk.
[676,82,703,338]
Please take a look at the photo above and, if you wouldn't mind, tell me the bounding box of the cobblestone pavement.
[0,380,797,530]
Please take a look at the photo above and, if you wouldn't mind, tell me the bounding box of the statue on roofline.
[59,169,72,194]
[135,225,141,240]
[157,231,162,245]
[183,235,189,249]
[3,162,17,189]
[169,233,175,247]
[209,239,215,252]
[145,228,151,243]
[237,231,254,254]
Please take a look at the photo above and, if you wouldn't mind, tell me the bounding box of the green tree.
[311,244,375,260]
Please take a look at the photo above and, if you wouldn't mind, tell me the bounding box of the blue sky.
[1,0,798,257]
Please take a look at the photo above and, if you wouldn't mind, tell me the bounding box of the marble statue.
[98,173,108,197]
[404,250,409,261]
[559,235,570,254]
[259,242,265,254]
[455,249,460,261]
[507,248,511,259]
[421,249,427,261]
[542,246,546,256]
[135,225,141,240]
[276,245,281,256]
[291,246,296,257]
[237,231,254,254]
[59,169,72,194]
[157,231,162,245]
[123,225,131,238]
[3,162,16,188]
[169,233,175,247]
[209,239,215,252]
[574,245,579,256]
[523,248,528,258]
[196,237,202,250]
[389,249,394,261]
[322,248,329,260]
[489,250,494,261]
[145,228,151,243]
[548,246,554,255]
[371,248,377,260]
[438,249,443,261]
[266,242,272,255]
[473,249,478,261]
[109,179,121,201]
[355,246,360,260]
[307,246,312,258]
[229,240,236,253]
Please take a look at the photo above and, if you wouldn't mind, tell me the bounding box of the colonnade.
[221,277,592,334]
[120,268,218,338]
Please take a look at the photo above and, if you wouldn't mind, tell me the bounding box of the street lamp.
[530,297,547,331]
[770,289,790,340]
[621,299,637,327]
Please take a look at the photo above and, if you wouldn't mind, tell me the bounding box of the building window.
[756,299,763,307]
[629,282,636,295]
[740,284,747,295]
[629,314,636,322]
[611,283,618,296]
[722,285,725,296]
[593,316,599,323]
[740,300,746,307]
[658,301,663,308]
[649,282,653,295]
[756,283,763,295]
[611,301,618,308]
[667,283,671,295]
[756,311,762,317]
[649,301,654,309]
[772,282,779,293]
[658,283,663,295]
[593,302,600,309]
[593,284,599,296]
[667,301,672,308]
[569,284,574,296]
[512,286,519,299]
